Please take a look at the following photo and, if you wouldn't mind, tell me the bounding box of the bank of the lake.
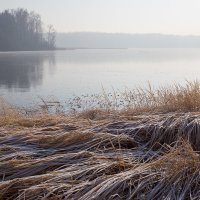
[1,82,200,199]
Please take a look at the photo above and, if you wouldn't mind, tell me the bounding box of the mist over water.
[1,48,200,107]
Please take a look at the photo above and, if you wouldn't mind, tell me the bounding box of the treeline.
[0,8,56,51]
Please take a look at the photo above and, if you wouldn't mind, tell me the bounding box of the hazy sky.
[1,0,200,35]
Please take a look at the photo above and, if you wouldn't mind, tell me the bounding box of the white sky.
[1,0,200,35]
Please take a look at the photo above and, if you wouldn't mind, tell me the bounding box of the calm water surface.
[1,48,200,107]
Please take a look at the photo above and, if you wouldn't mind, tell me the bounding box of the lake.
[1,48,200,107]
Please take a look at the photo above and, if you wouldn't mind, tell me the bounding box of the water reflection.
[1,49,200,107]
[0,52,55,91]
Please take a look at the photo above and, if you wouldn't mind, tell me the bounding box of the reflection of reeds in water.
[1,81,200,199]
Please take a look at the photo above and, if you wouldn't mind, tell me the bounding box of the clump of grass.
[64,141,200,200]
[0,97,22,126]
[0,97,70,127]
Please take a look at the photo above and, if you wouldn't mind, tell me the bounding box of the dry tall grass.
[69,81,200,117]
[1,82,200,199]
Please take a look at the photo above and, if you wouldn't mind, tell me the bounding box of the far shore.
[0,47,129,53]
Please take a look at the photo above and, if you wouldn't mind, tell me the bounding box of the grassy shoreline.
[1,82,200,199]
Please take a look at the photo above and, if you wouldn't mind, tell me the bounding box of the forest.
[0,8,56,51]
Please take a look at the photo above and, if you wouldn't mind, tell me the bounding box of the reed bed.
[1,82,200,199]
[68,80,200,115]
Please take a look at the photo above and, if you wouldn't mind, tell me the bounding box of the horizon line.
[57,32,200,37]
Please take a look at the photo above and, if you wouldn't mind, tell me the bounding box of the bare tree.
[47,25,56,49]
